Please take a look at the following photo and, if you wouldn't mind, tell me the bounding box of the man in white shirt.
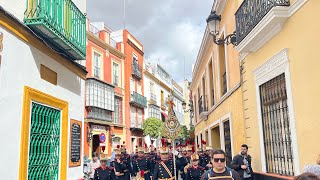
[89,152,101,180]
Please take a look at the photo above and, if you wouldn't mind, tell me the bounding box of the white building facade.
[143,63,185,127]
[0,0,87,179]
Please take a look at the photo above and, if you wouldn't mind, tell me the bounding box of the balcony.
[132,63,142,79]
[130,91,147,108]
[198,95,208,121]
[149,93,157,105]
[24,0,86,60]
[235,0,290,58]
[85,78,115,121]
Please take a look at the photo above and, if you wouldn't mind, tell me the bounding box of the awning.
[161,112,168,122]
[161,112,168,118]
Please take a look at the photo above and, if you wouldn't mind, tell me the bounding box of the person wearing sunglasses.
[185,154,205,180]
[202,149,240,180]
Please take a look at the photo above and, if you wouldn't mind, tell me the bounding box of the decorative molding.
[254,48,300,174]
[236,0,308,61]
[127,39,144,56]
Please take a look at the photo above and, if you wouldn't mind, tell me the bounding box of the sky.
[87,0,213,85]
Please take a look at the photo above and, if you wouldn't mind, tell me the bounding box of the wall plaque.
[69,119,82,167]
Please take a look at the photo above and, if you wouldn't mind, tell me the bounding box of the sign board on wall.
[69,119,82,167]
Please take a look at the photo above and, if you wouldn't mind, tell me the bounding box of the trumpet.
[184,163,191,174]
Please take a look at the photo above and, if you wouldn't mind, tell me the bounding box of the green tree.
[179,125,189,139]
[142,117,164,138]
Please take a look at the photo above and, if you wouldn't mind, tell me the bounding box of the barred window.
[259,73,294,176]
[113,62,119,86]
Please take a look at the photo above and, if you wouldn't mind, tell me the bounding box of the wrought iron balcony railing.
[235,0,290,44]
[24,0,86,60]
[130,91,147,108]
[132,63,142,79]
[198,95,208,115]
[86,107,113,122]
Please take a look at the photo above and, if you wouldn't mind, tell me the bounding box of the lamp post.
[182,99,194,129]
[206,11,237,46]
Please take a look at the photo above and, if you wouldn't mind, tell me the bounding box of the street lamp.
[206,11,237,46]
[87,126,93,142]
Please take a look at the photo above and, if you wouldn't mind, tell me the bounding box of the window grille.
[113,63,119,86]
[94,52,100,78]
[28,103,61,180]
[223,120,232,167]
[114,98,120,124]
[86,78,114,111]
[259,73,294,176]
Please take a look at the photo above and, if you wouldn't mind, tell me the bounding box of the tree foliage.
[142,117,164,139]
[179,125,189,139]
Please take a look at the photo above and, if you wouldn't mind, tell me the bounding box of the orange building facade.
[111,29,147,153]
[83,20,126,159]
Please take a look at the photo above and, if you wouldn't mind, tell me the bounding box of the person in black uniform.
[185,154,205,180]
[132,144,151,180]
[110,147,127,180]
[120,142,131,180]
[201,145,214,170]
[153,139,175,180]
[94,156,115,180]
[177,146,188,179]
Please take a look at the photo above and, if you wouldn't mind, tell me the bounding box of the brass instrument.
[184,163,191,174]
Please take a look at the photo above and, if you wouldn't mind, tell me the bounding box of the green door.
[28,102,61,180]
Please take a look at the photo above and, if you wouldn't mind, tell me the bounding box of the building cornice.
[87,32,126,59]
[144,70,171,92]
[212,0,227,15]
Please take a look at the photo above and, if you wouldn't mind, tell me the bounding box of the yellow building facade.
[191,0,245,167]
[234,0,320,178]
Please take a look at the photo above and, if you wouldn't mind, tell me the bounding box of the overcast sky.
[87,0,213,84]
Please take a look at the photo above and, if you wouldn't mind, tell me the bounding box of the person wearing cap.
[132,143,152,180]
[89,152,101,180]
[201,145,213,170]
[152,139,175,180]
[185,154,205,180]
[94,156,115,180]
[120,141,131,180]
[177,146,189,179]
[111,146,127,180]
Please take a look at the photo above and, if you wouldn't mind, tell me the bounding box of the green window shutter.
[28,103,61,180]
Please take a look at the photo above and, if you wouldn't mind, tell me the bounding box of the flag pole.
[173,140,177,179]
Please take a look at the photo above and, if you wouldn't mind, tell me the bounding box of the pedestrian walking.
[230,144,254,180]
[89,152,101,180]
[303,154,320,176]
[202,149,241,180]
[294,172,320,180]
[94,156,115,180]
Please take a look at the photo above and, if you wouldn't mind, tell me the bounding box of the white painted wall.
[1,0,86,22]
[0,26,85,179]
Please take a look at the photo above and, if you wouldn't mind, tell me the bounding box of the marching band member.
[152,138,175,180]
[94,155,115,180]
[132,142,151,180]
[110,146,127,180]
[185,154,205,180]
[201,145,214,170]
[120,141,131,180]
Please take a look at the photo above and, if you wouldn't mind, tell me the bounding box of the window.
[130,78,135,92]
[137,83,142,94]
[28,103,60,179]
[224,120,232,167]
[93,52,101,78]
[218,39,227,96]
[259,74,294,176]
[113,62,119,86]
[86,79,114,111]
[209,59,215,106]
[133,53,138,64]
[138,109,142,128]
[150,82,154,94]
[148,105,160,119]
[114,98,120,124]
[161,90,164,106]
[130,107,136,127]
